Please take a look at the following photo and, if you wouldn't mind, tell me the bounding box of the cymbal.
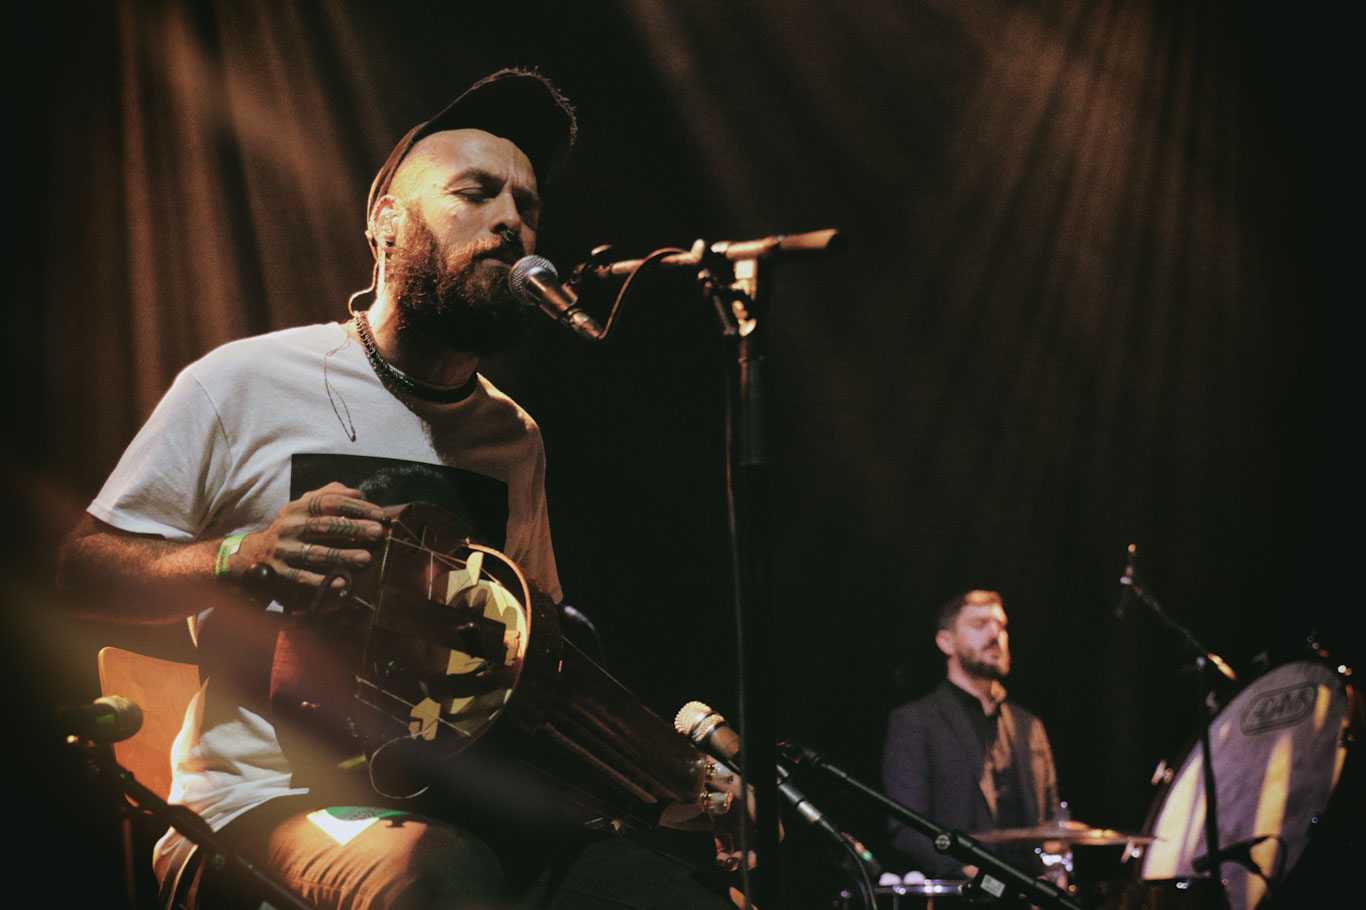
[972,820,1158,846]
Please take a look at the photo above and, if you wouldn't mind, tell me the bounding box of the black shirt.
[946,681,1027,830]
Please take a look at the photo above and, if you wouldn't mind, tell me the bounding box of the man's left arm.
[1029,715,1061,816]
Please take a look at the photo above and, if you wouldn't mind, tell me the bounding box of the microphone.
[776,762,880,870]
[674,700,742,765]
[776,763,842,839]
[677,709,880,871]
[509,255,605,342]
[1117,543,1137,618]
[58,695,143,743]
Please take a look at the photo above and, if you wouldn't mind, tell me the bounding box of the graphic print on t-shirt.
[290,453,508,550]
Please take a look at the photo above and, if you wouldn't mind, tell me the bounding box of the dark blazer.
[881,680,1059,877]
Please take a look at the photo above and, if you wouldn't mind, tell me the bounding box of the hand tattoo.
[313,517,361,537]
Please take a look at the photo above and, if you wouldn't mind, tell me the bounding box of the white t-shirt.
[87,322,561,883]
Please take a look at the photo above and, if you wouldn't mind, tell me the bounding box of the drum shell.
[1079,877,1219,910]
[1138,658,1363,910]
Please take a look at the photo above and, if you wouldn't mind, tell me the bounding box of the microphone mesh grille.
[508,255,557,298]
[674,700,713,736]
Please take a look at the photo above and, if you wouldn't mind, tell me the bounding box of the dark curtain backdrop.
[5,0,1355,905]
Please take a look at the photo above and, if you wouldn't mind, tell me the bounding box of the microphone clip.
[1192,834,1271,876]
[566,244,618,292]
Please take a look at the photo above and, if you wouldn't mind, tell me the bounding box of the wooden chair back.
[96,646,200,801]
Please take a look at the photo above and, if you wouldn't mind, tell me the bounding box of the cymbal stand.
[65,733,316,910]
[1118,544,1236,910]
[778,743,1086,910]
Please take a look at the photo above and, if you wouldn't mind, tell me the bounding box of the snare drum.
[835,880,971,909]
[1140,658,1361,910]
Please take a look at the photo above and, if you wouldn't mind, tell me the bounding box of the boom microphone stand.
[557,230,846,908]
[62,704,316,910]
[1117,544,1236,910]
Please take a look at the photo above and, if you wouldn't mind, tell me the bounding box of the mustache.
[469,232,526,264]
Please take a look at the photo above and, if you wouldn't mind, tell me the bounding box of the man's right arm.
[883,706,972,879]
[58,514,224,623]
[58,483,388,624]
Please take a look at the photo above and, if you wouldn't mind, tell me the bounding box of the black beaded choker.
[353,311,478,405]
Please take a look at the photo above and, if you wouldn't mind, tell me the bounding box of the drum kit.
[849,822,1171,909]
[842,653,1360,909]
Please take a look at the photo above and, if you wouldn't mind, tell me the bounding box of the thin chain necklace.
[353,311,478,404]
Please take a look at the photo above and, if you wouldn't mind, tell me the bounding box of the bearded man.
[880,590,1061,880]
[59,69,737,910]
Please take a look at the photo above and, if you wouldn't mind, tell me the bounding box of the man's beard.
[385,214,532,355]
[961,648,1010,681]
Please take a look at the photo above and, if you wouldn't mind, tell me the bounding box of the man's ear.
[935,628,954,658]
[370,196,402,248]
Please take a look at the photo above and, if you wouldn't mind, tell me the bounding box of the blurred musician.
[881,590,1060,880]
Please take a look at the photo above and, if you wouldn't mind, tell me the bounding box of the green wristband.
[215,534,247,578]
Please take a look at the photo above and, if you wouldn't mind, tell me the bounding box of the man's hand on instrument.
[709,762,785,873]
[226,482,387,589]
